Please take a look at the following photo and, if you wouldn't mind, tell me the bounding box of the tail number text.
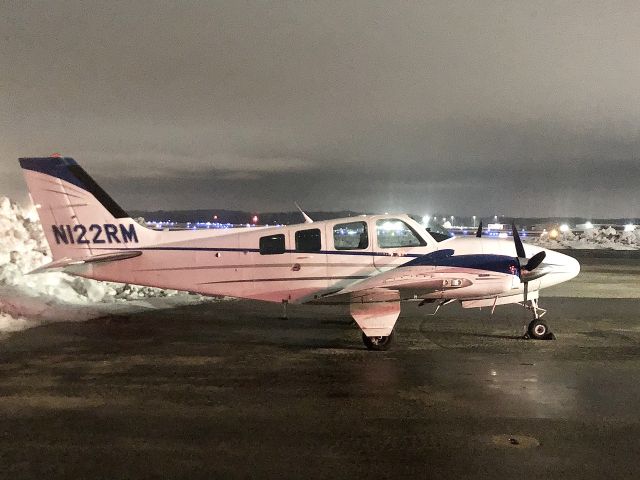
[51,224,139,244]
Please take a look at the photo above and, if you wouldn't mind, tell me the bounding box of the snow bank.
[0,196,211,333]
[532,226,640,250]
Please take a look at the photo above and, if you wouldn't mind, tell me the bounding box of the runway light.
[624,224,636,232]
[559,224,570,233]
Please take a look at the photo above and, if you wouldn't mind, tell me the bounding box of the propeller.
[511,224,546,304]
[475,221,483,238]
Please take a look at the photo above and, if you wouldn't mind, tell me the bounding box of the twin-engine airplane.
[19,156,580,350]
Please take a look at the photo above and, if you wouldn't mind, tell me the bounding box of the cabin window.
[259,234,286,255]
[376,219,426,248]
[333,221,368,250]
[295,228,322,253]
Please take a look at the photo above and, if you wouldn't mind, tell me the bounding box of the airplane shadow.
[420,329,527,341]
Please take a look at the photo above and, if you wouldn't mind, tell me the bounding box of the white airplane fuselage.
[65,214,578,306]
[19,156,580,348]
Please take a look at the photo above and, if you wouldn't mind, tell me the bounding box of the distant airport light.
[624,224,636,232]
[422,215,430,225]
[498,232,508,238]
[559,224,570,233]
[585,221,594,229]
[549,229,559,239]
[252,215,258,224]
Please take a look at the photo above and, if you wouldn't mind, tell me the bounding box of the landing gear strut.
[362,331,394,351]
[524,299,554,340]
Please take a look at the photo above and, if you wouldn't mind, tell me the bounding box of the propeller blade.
[512,223,526,259]
[525,251,546,271]
[475,221,483,238]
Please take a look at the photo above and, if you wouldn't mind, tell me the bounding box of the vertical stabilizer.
[19,156,155,260]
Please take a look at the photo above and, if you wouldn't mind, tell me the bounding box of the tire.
[362,331,394,351]
[528,319,550,340]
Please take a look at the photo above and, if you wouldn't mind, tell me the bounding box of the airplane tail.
[19,156,156,262]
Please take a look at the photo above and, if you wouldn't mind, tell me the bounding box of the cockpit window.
[376,219,426,248]
[333,221,368,250]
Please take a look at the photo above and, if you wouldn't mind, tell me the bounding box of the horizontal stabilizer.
[29,250,142,274]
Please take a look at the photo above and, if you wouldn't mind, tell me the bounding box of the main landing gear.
[362,331,394,351]
[523,298,554,340]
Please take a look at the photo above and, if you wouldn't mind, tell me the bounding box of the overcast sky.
[1,1,639,217]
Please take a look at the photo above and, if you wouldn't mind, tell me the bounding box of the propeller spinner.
[511,224,546,303]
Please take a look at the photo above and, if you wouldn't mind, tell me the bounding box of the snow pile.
[533,226,640,250]
[0,311,36,333]
[0,196,181,303]
[0,196,209,333]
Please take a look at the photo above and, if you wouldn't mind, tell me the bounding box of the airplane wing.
[322,249,454,297]
[317,249,498,304]
[29,250,142,274]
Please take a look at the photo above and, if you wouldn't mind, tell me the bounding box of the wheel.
[362,331,394,351]
[527,319,551,340]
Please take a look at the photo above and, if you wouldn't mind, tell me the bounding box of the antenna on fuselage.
[294,202,313,223]
[475,221,483,238]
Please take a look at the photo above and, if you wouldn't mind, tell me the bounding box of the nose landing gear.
[523,299,554,340]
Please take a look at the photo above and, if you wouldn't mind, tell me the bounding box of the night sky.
[2,1,639,217]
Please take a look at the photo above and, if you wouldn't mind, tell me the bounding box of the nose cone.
[540,249,581,287]
[565,254,581,280]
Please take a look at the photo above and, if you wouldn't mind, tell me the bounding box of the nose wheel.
[527,318,553,340]
[523,299,554,340]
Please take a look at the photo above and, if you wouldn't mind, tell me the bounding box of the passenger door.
[289,227,328,301]
[325,219,376,289]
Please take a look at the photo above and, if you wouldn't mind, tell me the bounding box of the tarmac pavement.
[0,251,639,479]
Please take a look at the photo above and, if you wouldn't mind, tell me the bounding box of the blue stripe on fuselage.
[404,251,520,276]
[89,245,519,276]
